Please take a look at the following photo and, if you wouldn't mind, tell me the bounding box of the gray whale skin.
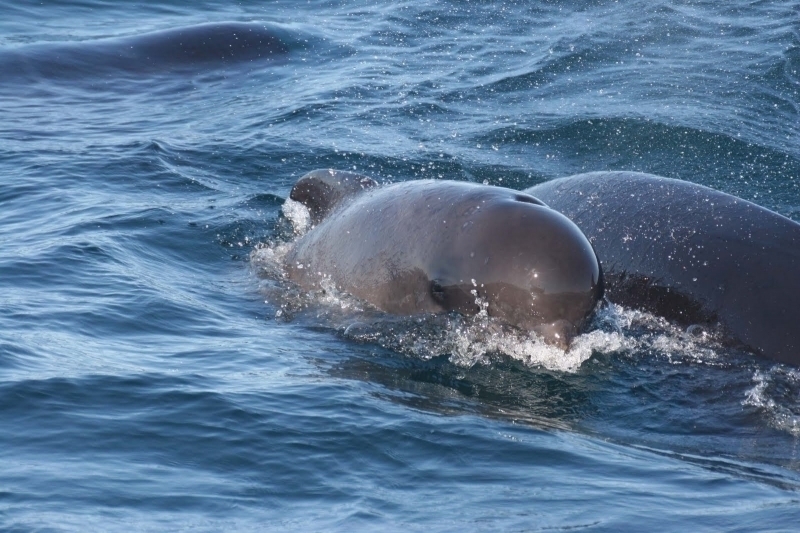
[284,169,604,347]
[526,171,800,366]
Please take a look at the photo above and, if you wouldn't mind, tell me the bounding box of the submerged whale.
[283,169,604,346]
[525,171,800,366]
[0,22,288,81]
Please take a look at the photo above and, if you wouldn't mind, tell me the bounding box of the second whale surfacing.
[282,170,604,347]
[526,171,800,366]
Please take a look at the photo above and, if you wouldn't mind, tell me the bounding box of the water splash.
[281,197,311,236]
[744,368,800,436]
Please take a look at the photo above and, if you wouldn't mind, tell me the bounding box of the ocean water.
[1,0,800,530]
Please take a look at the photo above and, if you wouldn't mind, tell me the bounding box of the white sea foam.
[281,197,312,235]
[250,241,292,279]
[593,303,724,365]
[743,368,800,436]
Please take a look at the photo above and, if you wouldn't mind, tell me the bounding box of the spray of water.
[744,368,800,436]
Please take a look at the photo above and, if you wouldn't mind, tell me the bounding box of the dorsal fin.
[289,169,378,224]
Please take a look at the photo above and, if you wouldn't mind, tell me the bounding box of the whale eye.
[514,194,545,206]
[430,279,446,304]
[429,279,480,315]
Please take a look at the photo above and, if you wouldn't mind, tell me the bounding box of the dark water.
[2,0,800,530]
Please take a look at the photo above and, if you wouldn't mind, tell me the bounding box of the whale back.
[289,169,378,224]
[0,22,290,81]
[526,171,800,366]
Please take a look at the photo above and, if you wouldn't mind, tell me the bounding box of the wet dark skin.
[285,170,603,347]
[527,171,800,366]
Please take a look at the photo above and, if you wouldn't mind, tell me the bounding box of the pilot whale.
[0,22,288,81]
[525,171,800,366]
[283,169,604,346]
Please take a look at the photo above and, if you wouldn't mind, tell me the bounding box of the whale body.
[283,170,604,346]
[526,171,800,366]
[0,22,288,81]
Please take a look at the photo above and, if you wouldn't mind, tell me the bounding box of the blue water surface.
[1,0,800,530]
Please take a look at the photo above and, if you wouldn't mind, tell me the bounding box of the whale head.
[286,174,603,348]
[428,190,604,347]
